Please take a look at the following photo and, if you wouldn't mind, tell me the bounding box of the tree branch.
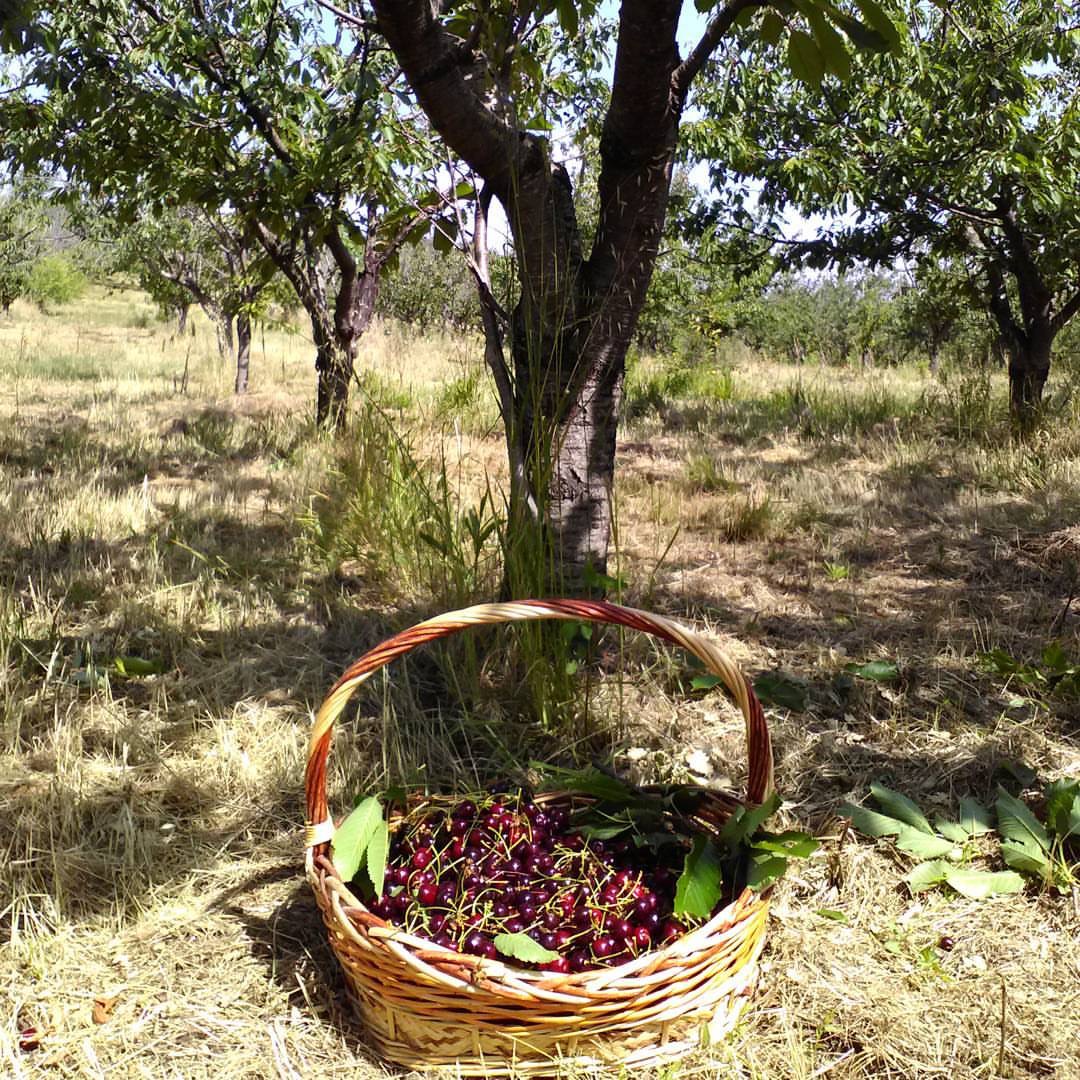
[673,0,765,101]
[1052,287,1080,336]
[371,0,518,196]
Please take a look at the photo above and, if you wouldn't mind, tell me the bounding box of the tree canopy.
[3,0,443,422]
[689,0,1080,423]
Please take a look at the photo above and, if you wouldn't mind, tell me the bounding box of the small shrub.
[26,254,87,312]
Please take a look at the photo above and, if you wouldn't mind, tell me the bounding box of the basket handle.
[304,599,774,847]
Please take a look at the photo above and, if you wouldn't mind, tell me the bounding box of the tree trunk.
[176,303,189,336]
[928,342,941,375]
[215,315,234,362]
[1006,333,1052,430]
[234,310,251,394]
[312,263,380,430]
[372,0,704,593]
[509,325,625,593]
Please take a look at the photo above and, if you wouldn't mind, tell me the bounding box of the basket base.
[346,958,760,1077]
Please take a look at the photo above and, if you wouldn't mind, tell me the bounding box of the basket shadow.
[213,874,389,1067]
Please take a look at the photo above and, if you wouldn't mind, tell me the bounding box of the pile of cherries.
[363,791,692,972]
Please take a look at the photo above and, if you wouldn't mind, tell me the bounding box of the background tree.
[370,0,899,590]
[114,206,278,392]
[0,174,48,315]
[690,0,1080,428]
[5,0,443,427]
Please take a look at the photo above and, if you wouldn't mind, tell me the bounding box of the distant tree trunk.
[254,220,382,431]
[215,315,234,362]
[234,310,251,394]
[176,303,189,336]
[928,342,941,375]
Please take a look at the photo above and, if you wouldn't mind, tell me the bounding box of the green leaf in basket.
[869,783,934,835]
[493,932,559,964]
[674,834,724,919]
[531,763,638,804]
[366,817,390,898]
[577,819,635,840]
[719,791,782,846]
[747,852,788,891]
[331,796,384,884]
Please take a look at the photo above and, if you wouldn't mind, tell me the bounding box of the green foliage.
[331,796,387,887]
[845,779,1080,897]
[675,834,724,918]
[537,771,815,904]
[26,254,86,311]
[692,0,1080,419]
[996,782,1080,892]
[493,932,558,964]
[377,241,478,333]
[981,642,1080,705]
[0,176,49,313]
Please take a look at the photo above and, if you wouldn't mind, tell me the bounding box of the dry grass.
[2,292,1078,1079]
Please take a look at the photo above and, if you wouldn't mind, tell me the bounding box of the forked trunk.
[234,310,251,394]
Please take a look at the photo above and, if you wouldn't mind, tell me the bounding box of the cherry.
[463,931,492,956]
[416,882,438,905]
[659,918,685,944]
[633,926,652,950]
[569,949,594,973]
[541,956,571,974]
[593,935,617,958]
[410,846,432,870]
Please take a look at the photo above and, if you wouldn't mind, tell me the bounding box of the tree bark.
[176,302,189,336]
[253,219,381,431]
[234,309,251,394]
[1005,332,1052,430]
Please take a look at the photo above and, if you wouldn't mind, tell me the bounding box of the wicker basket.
[304,599,774,1076]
